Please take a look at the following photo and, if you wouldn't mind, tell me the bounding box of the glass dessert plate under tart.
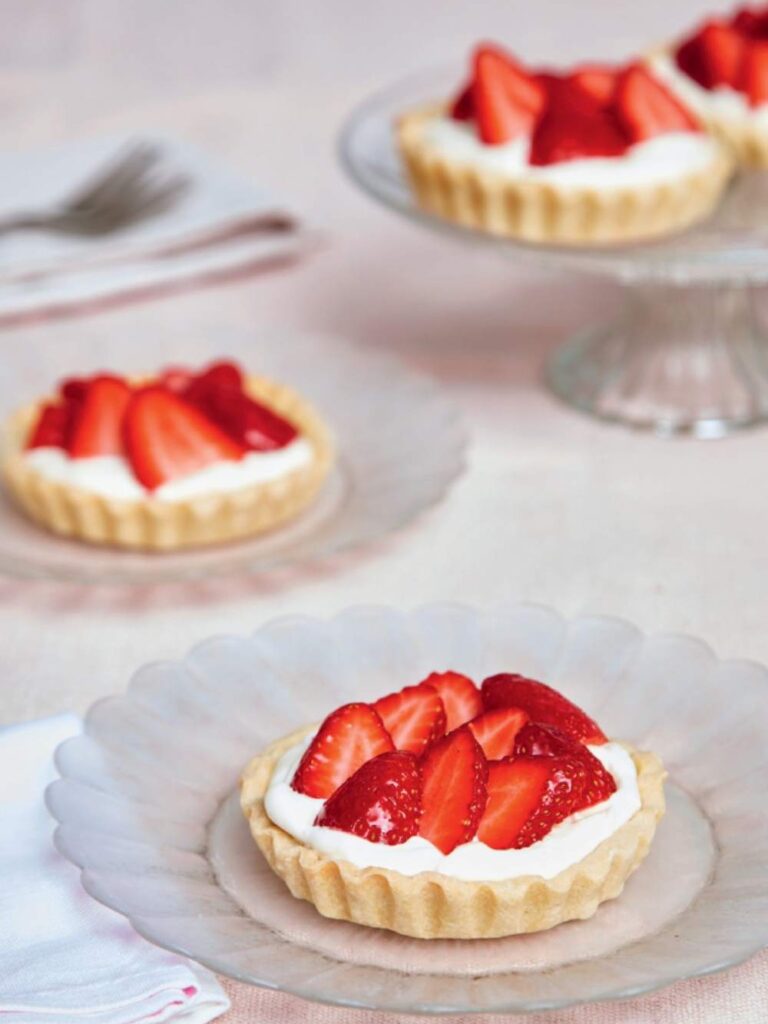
[47,603,768,1015]
[339,67,768,437]
[0,329,465,583]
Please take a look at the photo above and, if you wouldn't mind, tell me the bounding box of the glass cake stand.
[339,67,768,438]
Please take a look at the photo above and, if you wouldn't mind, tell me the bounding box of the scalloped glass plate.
[0,329,466,583]
[47,604,768,1015]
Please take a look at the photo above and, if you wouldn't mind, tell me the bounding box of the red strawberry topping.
[420,670,482,731]
[473,44,545,144]
[467,707,529,760]
[615,64,699,142]
[26,404,70,449]
[514,722,617,804]
[568,65,618,105]
[450,82,475,121]
[123,386,245,491]
[482,674,607,744]
[418,726,488,854]
[373,683,446,755]
[743,39,768,105]
[530,87,627,165]
[67,376,132,458]
[676,21,746,89]
[291,703,394,799]
[478,752,615,850]
[314,750,421,844]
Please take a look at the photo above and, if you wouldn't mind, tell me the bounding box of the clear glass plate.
[338,68,768,436]
[0,328,466,583]
[47,603,768,1015]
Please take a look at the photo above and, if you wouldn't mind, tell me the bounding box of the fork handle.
[0,212,55,235]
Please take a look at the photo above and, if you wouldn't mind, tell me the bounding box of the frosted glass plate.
[0,329,466,583]
[47,604,768,1015]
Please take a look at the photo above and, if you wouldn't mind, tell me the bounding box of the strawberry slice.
[314,750,421,844]
[123,386,245,491]
[467,707,528,760]
[67,375,132,458]
[477,757,552,849]
[734,7,768,38]
[450,82,475,121]
[514,722,617,805]
[676,21,746,89]
[481,674,607,744]
[529,89,627,165]
[373,683,446,755]
[419,725,487,853]
[291,703,394,799]
[26,404,70,449]
[742,40,768,106]
[421,670,482,731]
[473,44,545,144]
[615,64,699,142]
[215,392,298,451]
[568,64,617,105]
[479,753,616,850]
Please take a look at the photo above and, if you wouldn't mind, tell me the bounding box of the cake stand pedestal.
[340,67,768,437]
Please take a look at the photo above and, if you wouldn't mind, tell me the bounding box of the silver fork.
[0,142,190,238]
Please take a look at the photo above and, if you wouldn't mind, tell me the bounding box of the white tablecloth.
[1,2,766,1021]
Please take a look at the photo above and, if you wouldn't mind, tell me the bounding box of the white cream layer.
[23,438,313,503]
[263,738,641,882]
[648,51,768,125]
[419,116,720,189]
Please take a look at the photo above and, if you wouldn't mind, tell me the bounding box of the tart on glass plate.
[1,359,333,550]
[241,670,666,939]
[397,43,734,245]
[648,5,768,167]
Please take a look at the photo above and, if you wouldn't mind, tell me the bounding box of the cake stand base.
[547,281,768,438]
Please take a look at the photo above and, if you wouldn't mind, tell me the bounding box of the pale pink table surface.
[0,1,766,1020]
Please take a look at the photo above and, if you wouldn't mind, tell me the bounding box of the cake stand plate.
[339,68,768,437]
[47,603,768,1015]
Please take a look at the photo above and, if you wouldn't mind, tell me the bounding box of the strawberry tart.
[397,44,733,245]
[648,5,768,166]
[241,671,665,939]
[1,360,333,550]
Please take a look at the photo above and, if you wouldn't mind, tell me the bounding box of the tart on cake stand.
[339,64,768,438]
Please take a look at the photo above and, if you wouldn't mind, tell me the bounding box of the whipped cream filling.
[263,737,641,882]
[420,116,720,188]
[649,51,768,124]
[23,438,313,503]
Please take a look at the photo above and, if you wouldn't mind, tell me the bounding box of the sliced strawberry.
[160,366,194,395]
[60,377,90,405]
[419,725,487,854]
[467,707,528,760]
[26,403,70,449]
[215,392,298,451]
[420,670,482,731]
[568,65,617,105]
[314,750,421,844]
[473,44,545,144]
[481,674,607,744]
[373,683,446,755]
[291,702,394,799]
[734,7,768,38]
[479,752,616,850]
[742,40,768,105]
[450,81,475,121]
[615,64,699,142]
[530,93,627,165]
[67,375,132,458]
[514,722,617,805]
[676,21,746,89]
[123,386,245,491]
[477,757,551,849]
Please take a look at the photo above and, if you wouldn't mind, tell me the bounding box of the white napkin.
[0,135,319,321]
[0,714,230,1024]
